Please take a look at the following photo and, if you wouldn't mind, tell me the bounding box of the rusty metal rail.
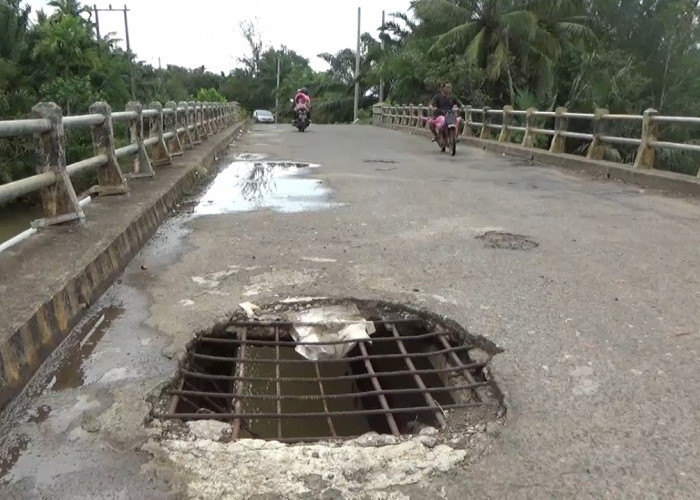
[158,319,498,441]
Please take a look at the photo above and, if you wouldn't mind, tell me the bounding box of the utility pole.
[275,56,281,124]
[92,4,136,101]
[379,10,385,102]
[353,7,361,123]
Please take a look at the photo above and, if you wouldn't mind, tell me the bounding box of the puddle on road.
[46,307,125,391]
[193,160,338,215]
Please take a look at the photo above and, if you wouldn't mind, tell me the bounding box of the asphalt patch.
[477,231,539,250]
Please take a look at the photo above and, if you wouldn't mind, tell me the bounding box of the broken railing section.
[0,100,239,229]
[159,313,500,443]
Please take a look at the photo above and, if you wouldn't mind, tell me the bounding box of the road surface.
[1,123,700,498]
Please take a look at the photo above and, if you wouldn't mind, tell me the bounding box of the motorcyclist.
[292,87,311,121]
[428,82,463,142]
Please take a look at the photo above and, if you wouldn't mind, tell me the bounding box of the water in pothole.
[193,160,337,215]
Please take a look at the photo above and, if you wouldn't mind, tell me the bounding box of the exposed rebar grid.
[160,318,498,442]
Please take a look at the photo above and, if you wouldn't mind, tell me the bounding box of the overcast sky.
[26,0,412,73]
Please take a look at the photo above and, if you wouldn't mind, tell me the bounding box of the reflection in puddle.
[47,307,125,391]
[194,161,338,215]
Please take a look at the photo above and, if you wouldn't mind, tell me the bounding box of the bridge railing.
[372,103,700,178]
[0,100,238,229]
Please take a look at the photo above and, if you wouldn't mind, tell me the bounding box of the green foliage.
[196,88,226,103]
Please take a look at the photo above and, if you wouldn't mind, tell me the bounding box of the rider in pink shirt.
[292,87,311,120]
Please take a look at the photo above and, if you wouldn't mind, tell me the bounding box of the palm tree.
[411,0,594,104]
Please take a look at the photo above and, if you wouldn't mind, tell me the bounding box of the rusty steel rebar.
[231,326,247,439]
[165,319,496,441]
[357,341,401,436]
[389,324,447,428]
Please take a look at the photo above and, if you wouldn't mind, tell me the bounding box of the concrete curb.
[0,120,247,409]
[378,123,700,196]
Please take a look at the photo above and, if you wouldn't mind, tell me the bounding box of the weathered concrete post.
[199,102,211,139]
[188,101,202,144]
[203,103,212,134]
[165,101,184,157]
[549,107,569,154]
[372,103,384,126]
[148,101,172,166]
[178,101,194,149]
[587,108,609,160]
[633,108,659,170]
[125,101,155,177]
[462,106,472,137]
[499,105,513,142]
[521,107,538,148]
[480,107,492,140]
[213,103,220,133]
[192,101,206,143]
[88,101,129,195]
[30,102,85,226]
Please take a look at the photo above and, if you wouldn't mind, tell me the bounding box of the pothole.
[193,160,337,215]
[153,299,504,444]
[477,231,539,250]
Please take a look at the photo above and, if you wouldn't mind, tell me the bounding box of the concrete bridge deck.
[1,123,699,498]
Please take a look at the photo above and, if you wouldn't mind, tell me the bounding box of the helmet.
[300,87,309,95]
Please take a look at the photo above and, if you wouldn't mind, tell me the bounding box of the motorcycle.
[435,107,460,156]
[291,99,310,132]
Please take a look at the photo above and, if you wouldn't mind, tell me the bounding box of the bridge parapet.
[0,100,238,229]
[372,102,700,180]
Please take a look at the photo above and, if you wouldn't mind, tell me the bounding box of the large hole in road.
[155,299,503,443]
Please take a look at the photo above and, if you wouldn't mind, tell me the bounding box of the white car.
[253,109,275,123]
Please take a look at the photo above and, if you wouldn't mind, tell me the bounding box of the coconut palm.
[411,0,594,103]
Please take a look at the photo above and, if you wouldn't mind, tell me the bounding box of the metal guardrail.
[372,103,700,177]
[0,99,239,230]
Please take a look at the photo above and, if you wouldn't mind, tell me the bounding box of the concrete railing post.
[178,101,195,149]
[499,105,513,142]
[165,101,184,157]
[522,107,538,148]
[149,101,172,166]
[372,103,383,125]
[549,107,568,153]
[480,106,492,140]
[89,101,129,196]
[189,101,202,144]
[30,102,85,226]
[200,102,211,139]
[633,108,659,170]
[587,108,609,160]
[125,101,155,177]
[462,106,472,137]
[204,102,215,135]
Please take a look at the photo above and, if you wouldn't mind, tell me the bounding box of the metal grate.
[158,318,498,442]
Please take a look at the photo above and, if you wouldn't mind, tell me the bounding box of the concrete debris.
[145,432,468,499]
[239,301,262,318]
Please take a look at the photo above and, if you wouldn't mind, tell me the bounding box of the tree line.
[2,0,700,192]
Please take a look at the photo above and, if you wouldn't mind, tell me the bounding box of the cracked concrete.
[1,123,700,498]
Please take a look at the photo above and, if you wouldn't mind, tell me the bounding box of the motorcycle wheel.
[450,129,457,156]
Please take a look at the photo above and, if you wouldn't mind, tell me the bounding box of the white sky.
[26,0,412,73]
